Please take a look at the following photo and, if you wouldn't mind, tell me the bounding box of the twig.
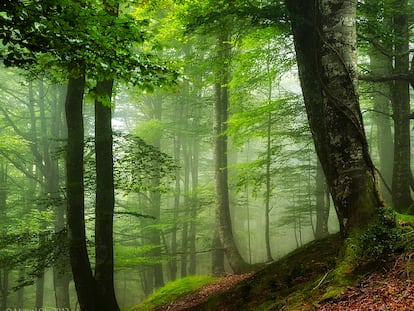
[313,270,331,290]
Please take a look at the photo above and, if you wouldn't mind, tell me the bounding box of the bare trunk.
[369,50,394,205]
[265,111,272,261]
[65,71,97,311]
[391,0,412,212]
[94,79,120,310]
[0,270,8,311]
[213,31,249,274]
[52,84,71,310]
[181,144,190,277]
[188,134,200,275]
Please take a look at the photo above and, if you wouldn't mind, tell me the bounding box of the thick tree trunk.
[286,0,383,236]
[213,32,249,273]
[94,79,120,310]
[65,72,97,311]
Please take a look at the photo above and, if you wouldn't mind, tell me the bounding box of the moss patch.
[127,275,218,311]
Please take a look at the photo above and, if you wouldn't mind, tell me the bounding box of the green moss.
[320,285,347,301]
[396,212,414,224]
[127,275,218,311]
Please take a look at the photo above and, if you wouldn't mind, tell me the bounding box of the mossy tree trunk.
[285,0,384,238]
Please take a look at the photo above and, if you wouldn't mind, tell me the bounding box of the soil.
[317,253,414,311]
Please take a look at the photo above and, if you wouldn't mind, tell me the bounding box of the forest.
[1,0,414,310]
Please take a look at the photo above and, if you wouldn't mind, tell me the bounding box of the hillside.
[131,231,414,310]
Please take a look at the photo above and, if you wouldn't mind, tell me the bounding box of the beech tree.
[285,0,385,243]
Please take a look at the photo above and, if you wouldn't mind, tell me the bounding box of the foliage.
[129,275,218,311]
[84,132,178,193]
[0,228,68,290]
[0,0,177,88]
[115,244,169,267]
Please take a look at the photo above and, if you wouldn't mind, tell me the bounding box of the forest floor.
[144,233,414,311]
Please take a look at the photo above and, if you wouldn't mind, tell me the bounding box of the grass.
[127,275,218,311]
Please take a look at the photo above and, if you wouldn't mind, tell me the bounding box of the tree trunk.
[285,0,383,236]
[211,229,225,276]
[149,98,165,289]
[315,159,330,239]
[181,144,190,278]
[170,135,181,281]
[0,269,8,311]
[369,50,394,206]
[0,162,8,310]
[264,110,273,261]
[213,31,249,274]
[188,133,200,275]
[94,2,120,309]
[65,71,97,311]
[391,0,412,212]
[17,266,25,309]
[94,79,120,310]
[52,85,71,310]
